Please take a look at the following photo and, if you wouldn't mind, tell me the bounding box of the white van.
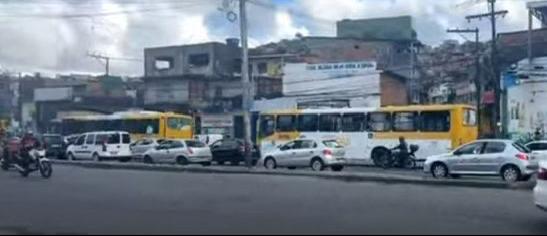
[66,131,132,162]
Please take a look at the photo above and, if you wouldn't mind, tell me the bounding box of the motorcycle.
[12,148,53,178]
[378,144,420,170]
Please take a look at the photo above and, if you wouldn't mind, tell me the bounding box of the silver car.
[142,139,212,166]
[526,141,547,162]
[262,139,346,172]
[130,138,165,160]
[424,139,538,182]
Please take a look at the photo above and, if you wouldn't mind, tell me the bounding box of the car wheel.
[310,158,325,172]
[92,153,101,162]
[264,157,276,170]
[67,152,76,161]
[176,156,189,166]
[501,165,521,183]
[331,165,344,172]
[143,155,154,164]
[431,163,448,178]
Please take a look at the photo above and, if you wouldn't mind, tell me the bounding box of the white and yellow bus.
[257,104,478,164]
[60,111,194,140]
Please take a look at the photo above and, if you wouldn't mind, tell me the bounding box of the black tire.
[331,165,344,172]
[431,162,449,178]
[251,160,258,166]
[143,155,154,164]
[372,148,389,168]
[264,157,276,170]
[67,152,76,161]
[176,156,189,166]
[92,153,101,162]
[501,165,521,183]
[39,161,52,179]
[310,158,325,172]
[287,166,296,170]
[403,158,416,169]
[201,162,212,167]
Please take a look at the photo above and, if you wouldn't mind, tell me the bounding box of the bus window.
[342,113,365,132]
[368,112,391,132]
[167,118,192,130]
[421,111,450,132]
[298,114,318,132]
[277,115,297,132]
[319,114,341,132]
[393,112,418,132]
[259,116,275,137]
[463,109,477,126]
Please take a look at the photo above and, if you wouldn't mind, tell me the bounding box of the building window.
[258,63,267,74]
[155,57,173,70]
[188,54,210,67]
[189,81,207,101]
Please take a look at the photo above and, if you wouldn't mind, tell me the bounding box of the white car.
[262,139,346,172]
[526,141,547,162]
[534,161,547,211]
[142,139,212,166]
[66,131,132,162]
[130,138,165,160]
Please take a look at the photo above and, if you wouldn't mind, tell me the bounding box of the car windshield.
[513,142,531,153]
[185,140,206,148]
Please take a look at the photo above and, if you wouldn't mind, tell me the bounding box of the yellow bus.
[60,111,194,140]
[257,104,478,165]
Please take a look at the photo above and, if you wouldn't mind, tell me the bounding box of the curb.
[51,160,535,190]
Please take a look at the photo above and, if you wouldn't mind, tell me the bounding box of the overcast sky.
[0,0,537,76]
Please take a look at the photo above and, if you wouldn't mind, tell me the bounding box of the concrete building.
[143,39,282,138]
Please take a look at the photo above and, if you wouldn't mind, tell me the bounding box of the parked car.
[66,131,132,162]
[424,139,538,182]
[526,140,547,162]
[262,139,346,172]
[41,134,66,159]
[130,138,165,160]
[534,161,547,211]
[210,138,260,166]
[142,139,212,166]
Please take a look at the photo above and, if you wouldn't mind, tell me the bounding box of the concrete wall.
[143,80,189,105]
[380,73,408,106]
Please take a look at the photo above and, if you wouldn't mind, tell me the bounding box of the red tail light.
[538,168,547,181]
[323,149,333,155]
[188,148,194,154]
[516,153,529,161]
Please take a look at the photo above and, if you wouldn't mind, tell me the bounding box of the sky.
[0,0,538,76]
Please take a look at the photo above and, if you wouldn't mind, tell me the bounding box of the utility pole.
[447,28,481,135]
[239,0,253,168]
[87,52,111,76]
[465,0,507,137]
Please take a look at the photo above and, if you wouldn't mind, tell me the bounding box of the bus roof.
[260,104,475,115]
[63,111,191,121]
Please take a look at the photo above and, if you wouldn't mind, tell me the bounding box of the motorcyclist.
[19,131,40,169]
[391,136,409,166]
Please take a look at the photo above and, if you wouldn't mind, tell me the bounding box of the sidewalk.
[51,160,536,190]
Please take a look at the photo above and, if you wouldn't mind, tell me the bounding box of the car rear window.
[513,143,531,153]
[43,136,63,144]
[323,140,343,148]
[185,140,206,148]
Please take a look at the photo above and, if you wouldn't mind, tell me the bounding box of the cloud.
[0,0,536,76]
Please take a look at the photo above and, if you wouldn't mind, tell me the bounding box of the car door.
[166,141,186,163]
[72,135,87,159]
[276,141,298,167]
[451,141,486,173]
[477,141,507,174]
[294,140,317,166]
[155,140,174,162]
[83,134,97,159]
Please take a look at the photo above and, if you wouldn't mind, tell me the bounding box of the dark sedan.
[210,139,260,166]
[42,134,67,159]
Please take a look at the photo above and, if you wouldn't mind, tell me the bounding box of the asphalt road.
[0,166,546,235]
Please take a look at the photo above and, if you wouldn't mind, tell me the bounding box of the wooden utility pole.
[465,0,507,137]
